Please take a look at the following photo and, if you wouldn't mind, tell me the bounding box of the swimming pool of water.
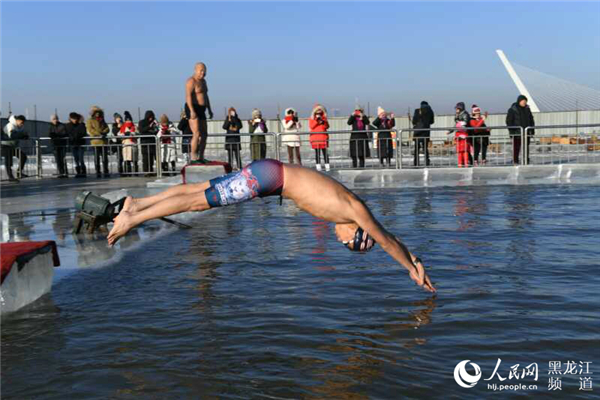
[2,183,599,399]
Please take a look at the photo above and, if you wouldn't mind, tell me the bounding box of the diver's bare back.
[282,164,358,224]
[187,76,208,106]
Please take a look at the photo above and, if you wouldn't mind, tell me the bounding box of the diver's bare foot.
[122,196,137,213]
[107,211,135,247]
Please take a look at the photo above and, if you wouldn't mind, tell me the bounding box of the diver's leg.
[124,181,211,213]
[109,191,209,246]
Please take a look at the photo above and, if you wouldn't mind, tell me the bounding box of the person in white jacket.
[2,115,29,181]
[281,107,302,165]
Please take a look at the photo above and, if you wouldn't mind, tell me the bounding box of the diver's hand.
[409,257,436,293]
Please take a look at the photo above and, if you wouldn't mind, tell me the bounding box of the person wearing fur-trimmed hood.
[282,107,302,165]
[308,104,330,171]
[223,107,243,169]
[86,105,110,177]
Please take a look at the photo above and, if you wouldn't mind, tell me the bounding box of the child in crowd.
[158,114,178,174]
[449,102,471,167]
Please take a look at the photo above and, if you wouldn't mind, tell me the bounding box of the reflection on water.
[2,184,600,399]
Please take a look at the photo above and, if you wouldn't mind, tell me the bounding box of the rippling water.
[2,184,599,399]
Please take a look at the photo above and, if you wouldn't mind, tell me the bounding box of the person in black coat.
[112,113,124,175]
[65,112,87,177]
[177,110,192,163]
[222,107,243,170]
[412,101,435,166]
[372,107,396,167]
[347,106,371,168]
[138,110,159,174]
[506,94,535,164]
[49,114,69,177]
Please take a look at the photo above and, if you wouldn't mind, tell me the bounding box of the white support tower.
[496,49,541,112]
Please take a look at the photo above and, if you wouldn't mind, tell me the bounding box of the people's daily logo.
[454,360,482,388]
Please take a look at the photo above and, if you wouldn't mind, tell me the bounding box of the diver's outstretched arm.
[350,199,436,293]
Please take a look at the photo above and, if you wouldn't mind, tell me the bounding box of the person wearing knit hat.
[372,106,396,167]
[249,109,268,161]
[111,112,124,175]
[281,107,302,165]
[447,101,471,167]
[347,105,371,168]
[412,101,435,167]
[469,105,491,166]
[308,104,330,171]
[506,94,535,165]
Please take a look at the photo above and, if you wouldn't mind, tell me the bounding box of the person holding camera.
[282,107,302,165]
[86,105,110,177]
[223,107,243,169]
[347,105,371,168]
[372,107,396,167]
[308,104,330,171]
[469,105,491,166]
[111,113,124,175]
[1,114,29,181]
[138,110,159,175]
[119,111,138,175]
[249,108,268,161]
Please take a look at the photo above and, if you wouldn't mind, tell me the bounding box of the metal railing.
[524,124,600,166]
[396,126,525,168]
[2,124,599,181]
[274,129,398,170]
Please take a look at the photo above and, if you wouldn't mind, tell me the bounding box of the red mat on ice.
[181,161,232,184]
[1,241,60,284]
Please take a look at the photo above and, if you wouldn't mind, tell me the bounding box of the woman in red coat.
[308,104,330,171]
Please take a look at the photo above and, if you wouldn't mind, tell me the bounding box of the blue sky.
[2,1,599,121]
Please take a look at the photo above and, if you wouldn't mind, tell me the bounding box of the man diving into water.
[107,159,436,293]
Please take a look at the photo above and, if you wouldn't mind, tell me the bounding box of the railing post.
[273,133,281,162]
[35,139,42,178]
[521,127,526,166]
[396,129,402,169]
[155,136,162,178]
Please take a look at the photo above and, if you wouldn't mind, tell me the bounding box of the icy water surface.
[1,184,599,399]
